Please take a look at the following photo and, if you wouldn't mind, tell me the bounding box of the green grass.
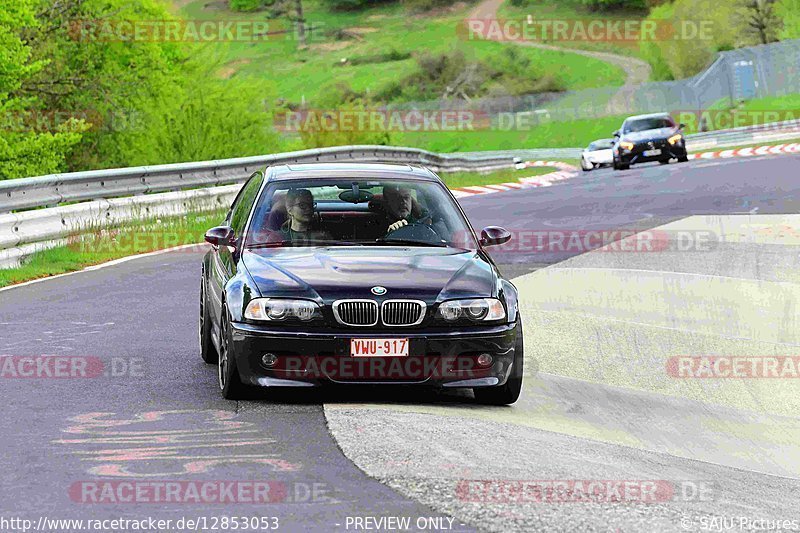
[175,0,626,105]
[0,210,225,288]
[439,164,567,188]
[496,0,649,58]
[399,114,627,151]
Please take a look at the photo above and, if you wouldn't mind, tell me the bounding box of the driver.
[381,184,433,235]
[279,188,331,243]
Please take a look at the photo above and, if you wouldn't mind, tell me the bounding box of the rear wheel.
[199,273,218,364]
[474,320,524,405]
[218,305,249,400]
[659,159,670,165]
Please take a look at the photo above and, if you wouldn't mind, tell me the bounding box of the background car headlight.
[244,298,321,321]
[668,133,683,145]
[619,141,634,151]
[437,298,506,323]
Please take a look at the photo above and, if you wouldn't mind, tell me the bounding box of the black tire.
[199,273,218,364]
[659,159,670,165]
[678,154,689,163]
[474,320,524,405]
[218,305,249,400]
[613,159,629,171]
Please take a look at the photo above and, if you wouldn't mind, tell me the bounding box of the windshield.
[244,177,478,249]
[623,116,676,133]
[588,140,614,150]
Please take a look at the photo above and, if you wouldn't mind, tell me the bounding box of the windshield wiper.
[247,240,361,249]
[371,239,450,248]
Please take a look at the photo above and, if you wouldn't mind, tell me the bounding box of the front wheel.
[474,321,524,405]
[218,305,249,400]
[677,154,689,162]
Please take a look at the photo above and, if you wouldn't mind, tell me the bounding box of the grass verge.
[0,210,225,289]
[439,165,569,188]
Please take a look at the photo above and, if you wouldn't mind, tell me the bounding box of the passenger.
[280,188,331,243]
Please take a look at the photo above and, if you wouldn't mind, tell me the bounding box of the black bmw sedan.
[200,163,523,404]
[612,113,689,170]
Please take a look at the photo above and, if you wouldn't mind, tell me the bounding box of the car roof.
[623,113,673,122]
[265,163,440,182]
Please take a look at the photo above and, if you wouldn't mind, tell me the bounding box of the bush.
[322,0,395,11]
[293,82,394,148]
[776,0,800,39]
[229,0,271,11]
[580,0,647,11]
[639,0,737,80]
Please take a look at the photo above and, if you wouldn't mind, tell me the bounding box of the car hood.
[241,246,497,303]
[622,127,677,142]
[585,148,613,158]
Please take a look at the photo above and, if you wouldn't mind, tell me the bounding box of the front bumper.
[230,322,520,388]
[618,141,686,164]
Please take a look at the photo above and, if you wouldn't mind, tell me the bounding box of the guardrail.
[0,145,519,215]
[685,118,800,151]
[0,145,523,268]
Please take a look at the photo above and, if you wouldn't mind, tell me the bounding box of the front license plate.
[350,338,409,357]
[643,149,662,157]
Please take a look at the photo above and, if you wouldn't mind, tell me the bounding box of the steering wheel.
[382,222,443,244]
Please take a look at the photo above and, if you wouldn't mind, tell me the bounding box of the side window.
[229,172,264,237]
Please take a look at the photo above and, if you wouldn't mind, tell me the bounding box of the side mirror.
[679,123,686,129]
[613,130,620,138]
[204,226,235,247]
[480,226,512,247]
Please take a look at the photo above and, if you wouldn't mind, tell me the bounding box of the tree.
[737,0,783,45]
[0,0,88,179]
[269,0,307,48]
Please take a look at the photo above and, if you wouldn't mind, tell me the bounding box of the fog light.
[477,353,493,367]
[261,353,278,367]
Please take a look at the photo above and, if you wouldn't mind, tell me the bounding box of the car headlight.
[668,133,683,145]
[619,141,634,151]
[244,298,321,321]
[437,298,506,323]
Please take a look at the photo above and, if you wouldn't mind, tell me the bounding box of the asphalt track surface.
[1,154,799,532]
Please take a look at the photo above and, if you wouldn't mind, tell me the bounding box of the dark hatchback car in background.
[613,113,689,170]
[199,163,524,405]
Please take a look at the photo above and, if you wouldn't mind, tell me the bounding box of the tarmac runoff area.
[324,213,800,532]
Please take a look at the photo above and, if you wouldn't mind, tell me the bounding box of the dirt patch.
[345,26,379,35]
[216,58,251,79]
[310,41,351,52]
[415,1,468,17]
[203,0,232,11]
